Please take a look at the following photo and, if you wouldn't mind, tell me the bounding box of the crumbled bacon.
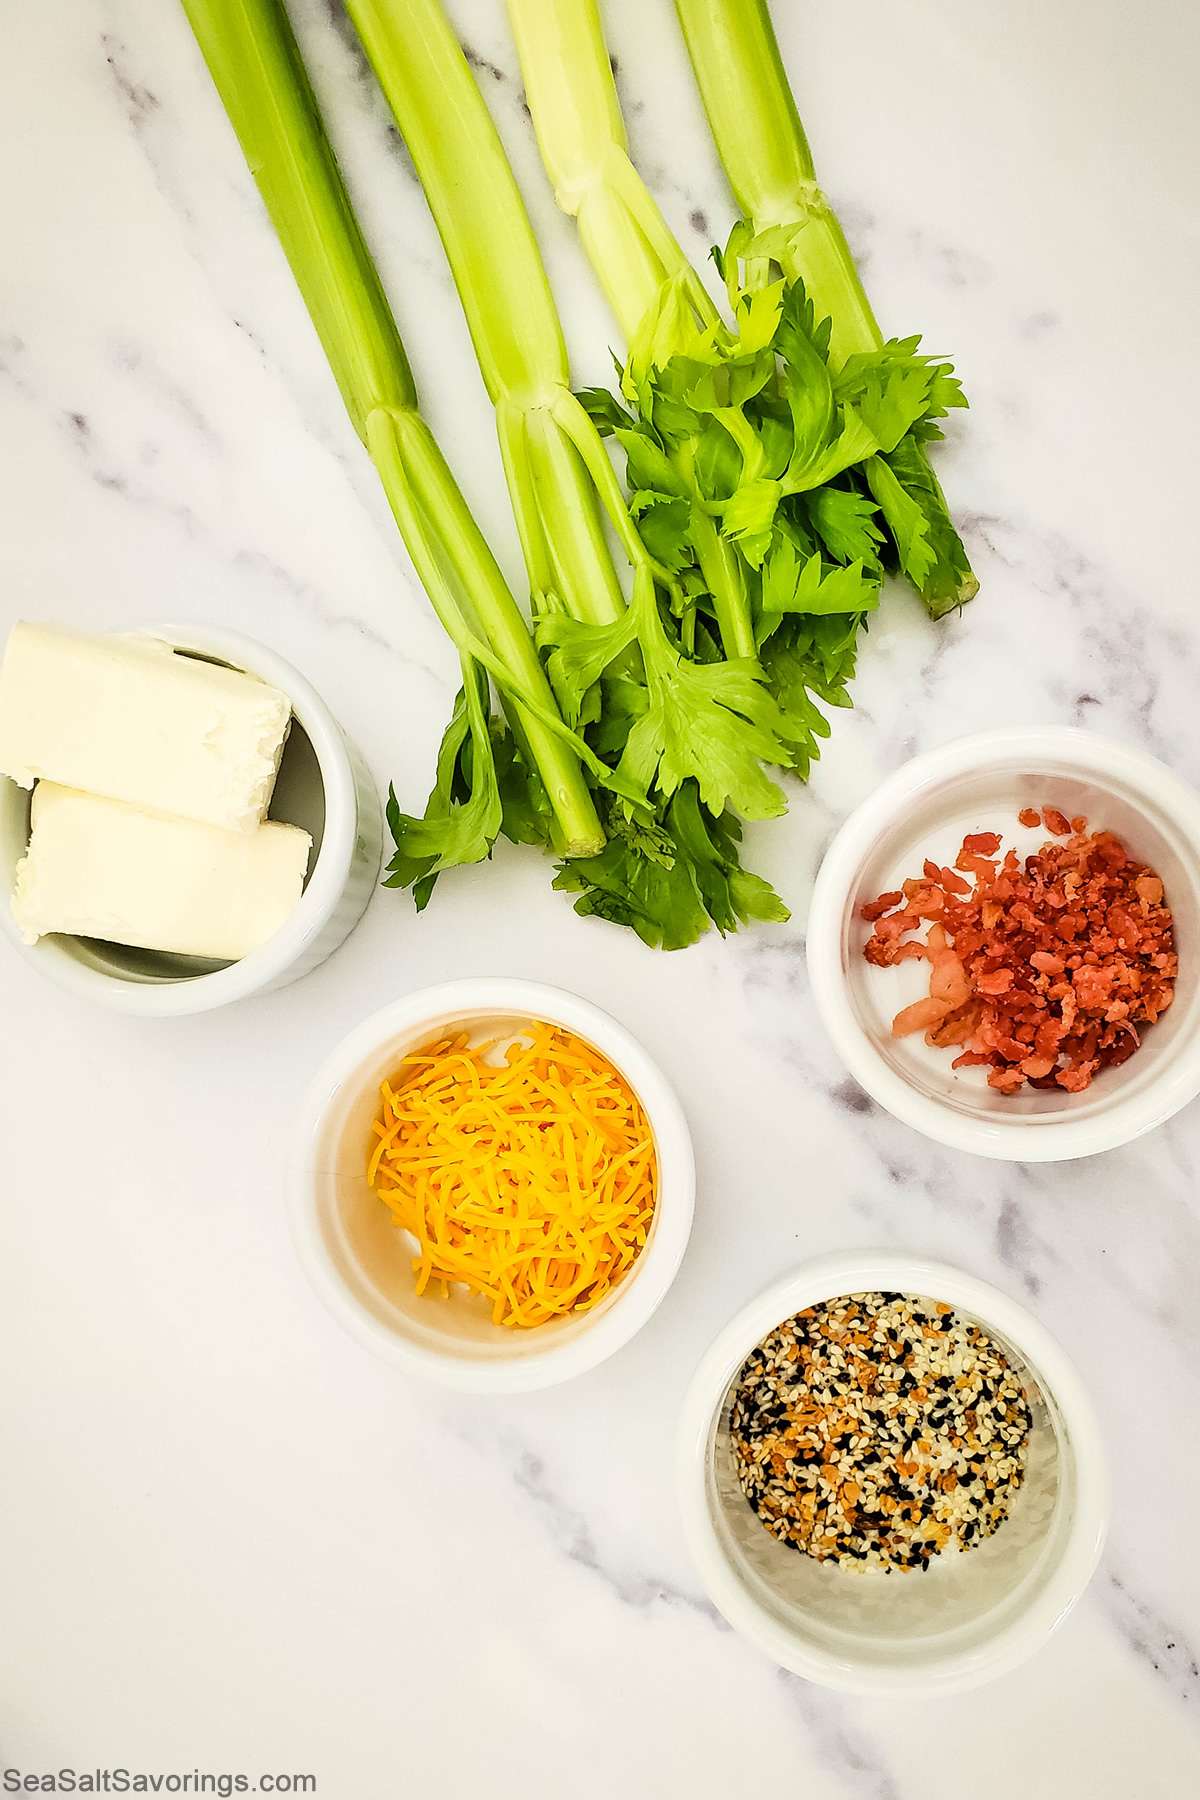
[860,807,1177,1094]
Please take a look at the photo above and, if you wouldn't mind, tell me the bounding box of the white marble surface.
[2,0,1200,1792]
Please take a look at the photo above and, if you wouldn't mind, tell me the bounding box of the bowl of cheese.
[0,619,382,1014]
[290,979,696,1391]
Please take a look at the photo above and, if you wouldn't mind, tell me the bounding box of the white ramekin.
[289,979,695,1392]
[806,727,1200,1160]
[677,1252,1108,1696]
[0,622,382,1015]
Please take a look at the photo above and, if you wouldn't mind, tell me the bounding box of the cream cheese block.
[12,783,313,961]
[0,621,292,832]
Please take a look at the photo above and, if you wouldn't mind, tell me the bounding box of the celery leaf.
[761,540,879,617]
[801,487,885,568]
[554,781,788,950]
[619,653,788,820]
[384,664,505,908]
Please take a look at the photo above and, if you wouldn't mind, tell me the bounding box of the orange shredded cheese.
[367,1020,657,1329]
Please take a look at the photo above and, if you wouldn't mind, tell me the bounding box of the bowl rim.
[288,978,697,1393]
[806,726,1200,1161]
[676,1250,1109,1697]
[0,620,370,1016]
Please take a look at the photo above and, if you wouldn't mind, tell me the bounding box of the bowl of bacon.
[806,728,1200,1160]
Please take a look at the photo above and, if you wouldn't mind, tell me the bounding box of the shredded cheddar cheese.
[367,1020,657,1328]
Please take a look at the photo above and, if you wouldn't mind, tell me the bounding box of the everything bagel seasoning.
[730,1292,1031,1572]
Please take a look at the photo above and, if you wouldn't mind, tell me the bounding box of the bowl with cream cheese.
[0,620,381,1014]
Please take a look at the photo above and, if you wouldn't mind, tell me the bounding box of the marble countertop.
[3,1,1200,1792]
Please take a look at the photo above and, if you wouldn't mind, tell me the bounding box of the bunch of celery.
[181,0,605,912]
[343,0,795,947]
[185,0,975,951]
[507,0,976,767]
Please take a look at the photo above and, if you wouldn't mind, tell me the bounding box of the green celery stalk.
[505,0,756,662]
[505,0,767,668]
[673,0,978,614]
[180,0,604,867]
[674,0,880,369]
[505,0,720,346]
[343,0,631,634]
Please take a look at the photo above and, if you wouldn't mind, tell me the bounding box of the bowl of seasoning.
[677,1252,1108,1696]
[290,979,695,1391]
[0,620,382,1014]
[806,727,1200,1159]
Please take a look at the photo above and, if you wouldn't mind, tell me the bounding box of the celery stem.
[367,409,606,856]
[345,0,636,636]
[688,506,758,663]
[507,0,720,344]
[675,0,978,611]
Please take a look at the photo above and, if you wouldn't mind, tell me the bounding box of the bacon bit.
[931,962,971,1009]
[861,889,903,922]
[1018,808,1042,829]
[930,1009,980,1049]
[956,849,998,881]
[892,996,953,1037]
[962,831,1003,856]
[862,811,1177,1094]
[1055,1064,1097,1093]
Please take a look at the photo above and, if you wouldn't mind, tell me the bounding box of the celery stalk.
[674,0,978,614]
[180,0,604,868]
[505,0,755,662]
[505,0,719,346]
[343,0,629,634]
[674,0,879,367]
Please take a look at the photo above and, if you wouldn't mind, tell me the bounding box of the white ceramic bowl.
[807,727,1200,1160]
[678,1252,1108,1696]
[289,979,696,1392]
[0,622,382,1014]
